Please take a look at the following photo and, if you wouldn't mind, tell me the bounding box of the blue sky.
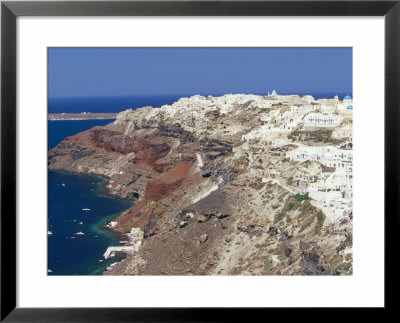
[48,48,352,98]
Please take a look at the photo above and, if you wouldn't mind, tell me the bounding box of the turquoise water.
[48,120,132,275]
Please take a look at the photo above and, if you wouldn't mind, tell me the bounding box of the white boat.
[82,208,90,211]
[61,183,66,187]
[48,269,52,273]
[76,231,85,236]
[47,231,53,235]
[79,221,83,225]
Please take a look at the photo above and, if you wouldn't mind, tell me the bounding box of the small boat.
[47,230,53,235]
[48,269,52,273]
[98,259,104,263]
[61,183,66,187]
[93,235,99,239]
[79,221,83,225]
[82,208,90,211]
[76,231,85,236]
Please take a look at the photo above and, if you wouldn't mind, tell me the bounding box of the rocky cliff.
[48,94,353,275]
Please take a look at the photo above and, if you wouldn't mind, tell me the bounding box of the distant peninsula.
[48,112,117,121]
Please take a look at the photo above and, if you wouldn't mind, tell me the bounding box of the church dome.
[343,95,352,100]
[346,105,353,110]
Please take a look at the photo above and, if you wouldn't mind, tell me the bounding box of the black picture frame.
[1,0,399,321]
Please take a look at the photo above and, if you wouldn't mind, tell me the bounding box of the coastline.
[48,113,117,121]
[48,169,133,275]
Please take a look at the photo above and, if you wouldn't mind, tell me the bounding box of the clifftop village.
[156,90,353,225]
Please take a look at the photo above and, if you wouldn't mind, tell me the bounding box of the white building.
[342,95,353,106]
[286,145,352,170]
[303,112,343,130]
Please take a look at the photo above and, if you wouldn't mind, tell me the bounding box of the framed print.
[1,0,399,321]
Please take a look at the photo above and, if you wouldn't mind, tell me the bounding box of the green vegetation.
[264,259,273,271]
[284,199,299,211]
[170,155,180,168]
[293,192,309,202]
[122,227,131,233]
[300,199,314,216]
[287,176,293,185]
[280,194,325,233]
[249,181,266,190]
[314,210,325,235]
[288,129,346,144]
[283,193,310,212]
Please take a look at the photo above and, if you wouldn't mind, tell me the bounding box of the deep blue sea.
[48,119,132,275]
[48,94,187,113]
[48,93,351,114]
[48,119,114,150]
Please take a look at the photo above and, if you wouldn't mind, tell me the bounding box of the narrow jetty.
[103,245,138,259]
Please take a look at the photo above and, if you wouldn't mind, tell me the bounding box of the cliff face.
[48,94,353,275]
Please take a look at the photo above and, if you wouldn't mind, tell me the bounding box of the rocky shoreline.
[48,93,353,275]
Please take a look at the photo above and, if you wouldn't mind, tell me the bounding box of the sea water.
[48,119,132,275]
[48,119,114,150]
[48,93,351,114]
[48,94,186,114]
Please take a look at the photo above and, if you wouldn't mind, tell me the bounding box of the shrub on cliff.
[293,192,309,202]
[314,210,325,235]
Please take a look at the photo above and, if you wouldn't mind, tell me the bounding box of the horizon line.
[48,91,353,100]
